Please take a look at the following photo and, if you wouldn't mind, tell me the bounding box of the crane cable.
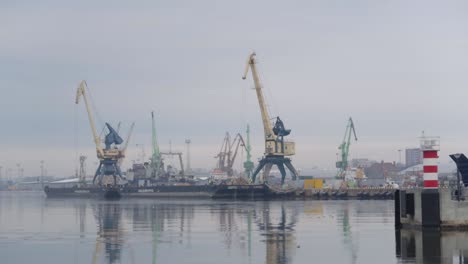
[256,58,280,121]
[84,83,106,138]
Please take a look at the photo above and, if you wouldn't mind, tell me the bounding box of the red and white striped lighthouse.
[420,136,440,189]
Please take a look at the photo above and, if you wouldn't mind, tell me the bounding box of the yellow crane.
[242,52,298,184]
[75,81,105,158]
[75,80,131,186]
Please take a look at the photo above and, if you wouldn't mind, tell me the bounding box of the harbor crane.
[149,111,164,178]
[75,80,133,186]
[336,117,358,179]
[160,151,185,177]
[215,132,247,177]
[242,52,298,184]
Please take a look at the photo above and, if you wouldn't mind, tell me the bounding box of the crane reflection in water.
[256,202,299,264]
[74,200,392,264]
[86,201,302,264]
[214,201,300,264]
[91,203,129,264]
[396,229,468,263]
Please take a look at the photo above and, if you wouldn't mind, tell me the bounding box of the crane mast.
[242,52,298,184]
[336,117,358,178]
[242,53,274,142]
[75,80,104,158]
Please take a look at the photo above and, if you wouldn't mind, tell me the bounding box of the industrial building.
[405,148,422,168]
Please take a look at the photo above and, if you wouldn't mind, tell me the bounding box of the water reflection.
[256,203,298,264]
[92,203,125,264]
[341,206,358,264]
[396,229,468,263]
[86,201,300,264]
[2,193,401,264]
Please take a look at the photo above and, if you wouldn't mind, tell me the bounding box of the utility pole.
[185,139,191,174]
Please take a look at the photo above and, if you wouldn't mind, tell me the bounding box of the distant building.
[351,158,377,168]
[405,148,422,167]
[364,161,399,186]
[398,164,423,177]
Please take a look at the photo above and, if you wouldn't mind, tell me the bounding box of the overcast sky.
[1,0,468,177]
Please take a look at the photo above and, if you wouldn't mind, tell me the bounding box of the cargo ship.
[44,182,298,199]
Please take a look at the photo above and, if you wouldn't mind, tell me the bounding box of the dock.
[302,187,395,199]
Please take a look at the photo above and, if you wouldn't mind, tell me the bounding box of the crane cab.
[284,141,295,156]
[265,140,295,156]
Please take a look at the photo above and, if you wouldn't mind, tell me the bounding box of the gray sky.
[1,0,468,177]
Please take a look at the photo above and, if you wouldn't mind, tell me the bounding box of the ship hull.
[44,183,296,199]
[44,185,121,199]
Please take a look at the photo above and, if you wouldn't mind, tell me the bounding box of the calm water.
[0,192,466,264]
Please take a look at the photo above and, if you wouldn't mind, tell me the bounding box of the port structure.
[160,151,185,178]
[243,124,255,178]
[78,156,87,184]
[242,52,298,184]
[214,132,247,177]
[336,117,357,179]
[149,111,165,179]
[75,81,134,186]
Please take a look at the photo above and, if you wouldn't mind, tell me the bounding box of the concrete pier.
[396,229,468,263]
[303,187,395,199]
[396,188,468,230]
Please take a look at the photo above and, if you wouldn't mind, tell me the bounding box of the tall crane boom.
[242,53,274,141]
[336,117,358,178]
[75,80,104,158]
[242,53,295,157]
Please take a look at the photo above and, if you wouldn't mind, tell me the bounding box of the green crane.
[150,111,162,178]
[243,124,254,178]
[336,117,358,179]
